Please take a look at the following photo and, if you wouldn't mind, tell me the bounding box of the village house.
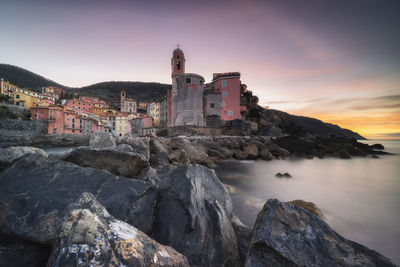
[0,79,18,97]
[41,86,66,100]
[147,102,161,127]
[131,114,155,136]
[113,112,135,137]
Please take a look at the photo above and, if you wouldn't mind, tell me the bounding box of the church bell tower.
[171,45,185,77]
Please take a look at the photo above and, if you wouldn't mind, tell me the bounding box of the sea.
[215,140,400,265]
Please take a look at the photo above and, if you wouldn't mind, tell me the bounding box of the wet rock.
[48,192,189,267]
[259,148,273,161]
[89,132,116,149]
[286,199,323,218]
[0,235,51,267]
[166,137,210,165]
[0,146,47,171]
[153,164,240,267]
[202,140,234,159]
[232,216,253,265]
[275,172,292,178]
[245,199,396,267]
[233,149,248,160]
[0,154,156,244]
[371,143,385,150]
[243,145,259,159]
[64,146,149,178]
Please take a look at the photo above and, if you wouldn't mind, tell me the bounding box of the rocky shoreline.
[0,133,396,266]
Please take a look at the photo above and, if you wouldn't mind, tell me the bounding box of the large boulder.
[165,137,210,165]
[0,235,51,267]
[120,136,150,159]
[153,164,240,267]
[48,192,189,267]
[89,132,116,149]
[243,145,259,159]
[286,199,323,218]
[64,146,149,178]
[245,199,396,267]
[233,149,248,160]
[259,148,273,161]
[232,216,253,266]
[0,154,156,244]
[201,140,234,159]
[0,146,47,171]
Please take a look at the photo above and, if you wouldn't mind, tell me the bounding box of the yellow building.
[92,107,117,116]
[148,102,160,127]
[13,91,52,110]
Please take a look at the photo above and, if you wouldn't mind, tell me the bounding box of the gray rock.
[0,154,156,244]
[232,216,253,266]
[150,137,168,154]
[0,235,51,267]
[153,164,240,267]
[245,199,396,267]
[120,136,150,159]
[202,140,234,159]
[259,148,273,160]
[286,199,323,218]
[64,146,149,178]
[243,145,259,159]
[0,146,47,171]
[137,166,160,186]
[48,192,189,267]
[89,132,116,149]
[233,149,248,160]
[166,137,210,165]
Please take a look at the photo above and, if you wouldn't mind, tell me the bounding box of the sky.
[1,0,399,139]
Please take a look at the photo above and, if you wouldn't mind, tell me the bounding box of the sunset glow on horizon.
[1,0,399,139]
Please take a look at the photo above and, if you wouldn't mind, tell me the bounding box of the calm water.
[215,140,400,264]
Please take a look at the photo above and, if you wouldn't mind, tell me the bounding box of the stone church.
[167,47,244,127]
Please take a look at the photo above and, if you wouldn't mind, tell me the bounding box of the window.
[16,94,20,99]
[177,55,180,59]
[221,101,225,106]
[186,78,191,84]
[228,110,233,116]
[222,91,227,97]
[177,62,181,70]
[210,103,215,108]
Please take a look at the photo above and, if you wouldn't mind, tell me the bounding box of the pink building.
[212,72,242,121]
[66,99,94,113]
[31,106,66,134]
[141,115,154,128]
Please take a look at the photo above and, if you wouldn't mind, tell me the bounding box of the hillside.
[70,81,170,102]
[0,64,170,102]
[256,108,365,139]
[0,64,67,91]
